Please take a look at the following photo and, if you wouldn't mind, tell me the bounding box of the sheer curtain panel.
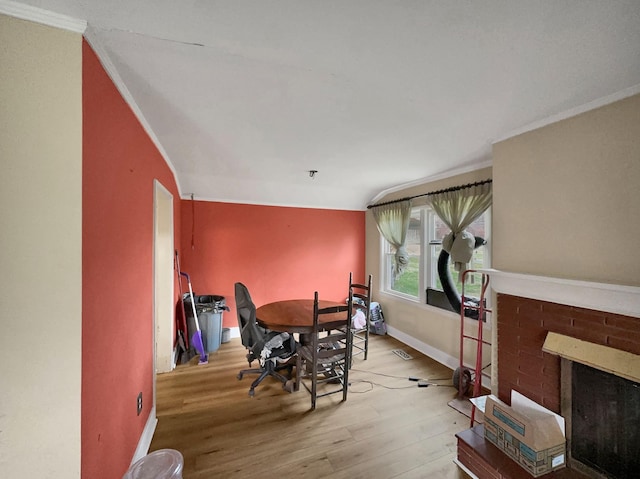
[428,182,492,272]
[371,200,412,279]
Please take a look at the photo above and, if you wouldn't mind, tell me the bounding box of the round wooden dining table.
[256,299,348,334]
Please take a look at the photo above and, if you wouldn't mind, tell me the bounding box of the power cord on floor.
[349,379,416,393]
[350,368,408,380]
[348,368,456,392]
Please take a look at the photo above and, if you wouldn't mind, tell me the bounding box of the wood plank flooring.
[151,334,472,478]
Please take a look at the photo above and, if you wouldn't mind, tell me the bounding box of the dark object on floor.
[453,366,472,396]
[369,301,387,335]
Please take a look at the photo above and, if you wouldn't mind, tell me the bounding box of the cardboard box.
[482,391,566,477]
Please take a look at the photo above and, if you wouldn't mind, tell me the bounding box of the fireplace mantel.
[479,269,640,318]
[543,331,640,383]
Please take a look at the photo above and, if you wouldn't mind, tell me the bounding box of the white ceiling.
[9,1,640,210]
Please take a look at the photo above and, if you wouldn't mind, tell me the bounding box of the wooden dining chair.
[349,273,373,363]
[295,291,353,410]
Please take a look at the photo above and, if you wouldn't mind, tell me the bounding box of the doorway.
[153,180,174,379]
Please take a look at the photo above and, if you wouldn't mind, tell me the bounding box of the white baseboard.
[386,325,459,370]
[227,326,240,338]
[386,325,491,390]
[172,345,178,370]
[130,406,158,465]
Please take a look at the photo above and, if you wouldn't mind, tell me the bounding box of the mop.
[180,271,208,365]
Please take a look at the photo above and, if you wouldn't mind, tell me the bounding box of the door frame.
[153,180,175,379]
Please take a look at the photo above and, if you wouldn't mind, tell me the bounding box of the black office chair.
[295,291,353,410]
[234,282,296,397]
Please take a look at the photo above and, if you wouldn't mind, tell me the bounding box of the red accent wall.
[497,294,640,413]
[82,40,181,478]
[179,201,365,324]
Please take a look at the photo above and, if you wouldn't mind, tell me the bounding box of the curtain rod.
[367,178,492,209]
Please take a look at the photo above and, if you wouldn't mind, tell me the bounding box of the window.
[382,206,490,307]
[385,208,422,298]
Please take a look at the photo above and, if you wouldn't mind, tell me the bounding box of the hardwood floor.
[151,334,472,478]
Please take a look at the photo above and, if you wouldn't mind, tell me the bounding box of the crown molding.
[369,83,640,206]
[84,26,183,197]
[0,0,86,32]
[183,193,363,211]
[493,83,640,144]
[368,159,493,205]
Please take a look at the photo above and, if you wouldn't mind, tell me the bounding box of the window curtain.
[428,182,492,273]
[371,200,412,279]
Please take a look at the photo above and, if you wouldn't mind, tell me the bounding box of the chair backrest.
[312,291,353,359]
[234,282,265,350]
[350,273,372,327]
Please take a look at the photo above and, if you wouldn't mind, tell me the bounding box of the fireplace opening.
[562,359,640,479]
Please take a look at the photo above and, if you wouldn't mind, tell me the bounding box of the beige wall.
[366,167,493,370]
[0,15,82,478]
[493,93,640,286]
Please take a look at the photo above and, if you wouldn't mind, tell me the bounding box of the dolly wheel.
[453,367,472,396]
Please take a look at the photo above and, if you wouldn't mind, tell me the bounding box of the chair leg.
[295,354,302,392]
[249,368,272,396]
[364,327,369,360]
[342,361,349,402]
[311,354,317,410]
[237,367,265,380]
[274,361,293,377]
[239,359,294,396]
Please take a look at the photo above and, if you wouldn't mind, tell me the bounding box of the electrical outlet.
[137,392,143,416]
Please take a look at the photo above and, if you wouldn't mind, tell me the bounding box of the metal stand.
[456,270,492,427]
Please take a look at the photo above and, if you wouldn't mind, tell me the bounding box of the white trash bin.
[123,449,183,479]
[221,327,231,343]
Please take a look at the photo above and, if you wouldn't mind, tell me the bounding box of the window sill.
[378,290,493,327]
[380,289,421,303]
[378,290,459,317]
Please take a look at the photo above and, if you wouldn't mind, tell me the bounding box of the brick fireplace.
[456,271,640,479]
[497,293,640,412]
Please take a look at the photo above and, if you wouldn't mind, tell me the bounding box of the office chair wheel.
[237,372,243,380]
[248,388,255,397]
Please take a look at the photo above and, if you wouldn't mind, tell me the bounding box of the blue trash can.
[196,295,228,353]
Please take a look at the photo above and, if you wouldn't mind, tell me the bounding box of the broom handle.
[174,251,189,348]
[180,272,200,332]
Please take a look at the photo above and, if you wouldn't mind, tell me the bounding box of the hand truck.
[454,269,492,427]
